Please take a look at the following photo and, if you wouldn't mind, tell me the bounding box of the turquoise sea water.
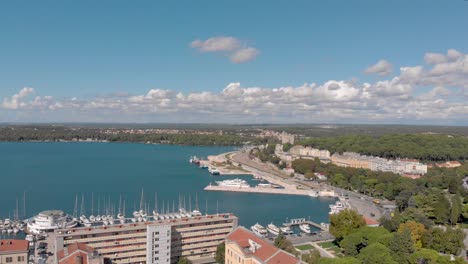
[0,142,334,229]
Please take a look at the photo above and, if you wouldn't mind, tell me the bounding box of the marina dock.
[283,218,328,231]
[204,185,320,196]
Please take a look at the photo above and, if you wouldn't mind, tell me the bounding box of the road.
[229,150,391,222]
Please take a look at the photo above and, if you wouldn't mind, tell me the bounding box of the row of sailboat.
[73,191,204,228]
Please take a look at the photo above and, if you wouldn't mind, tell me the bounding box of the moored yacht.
[299,224,311,234]
[280,226,293,235]
[267,223,280,236]
[250,223,268,238]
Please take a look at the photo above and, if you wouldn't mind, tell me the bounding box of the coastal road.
[228,150,390,222]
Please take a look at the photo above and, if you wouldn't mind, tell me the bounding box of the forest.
[298,134,468,161]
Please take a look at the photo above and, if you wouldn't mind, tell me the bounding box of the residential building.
[225,227,300,264]
[331,152,427,175]
[280,132,295,145]
[331,152,371,169]
[54,213,238,264]
[288,146,330,160]
[57,243,104,264]
[0,240,29,264]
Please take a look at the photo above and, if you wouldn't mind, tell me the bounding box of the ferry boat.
[267,223,280,236]
[250,223,268,238]
[216,179,250,188]
[299,224,311,234]
[208,167,220,175]
[27,210,78,234]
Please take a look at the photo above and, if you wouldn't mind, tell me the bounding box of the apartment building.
[225,227,300,264]
[289,146,330,160]
[54,214,238,264]
[331,152,428,175]
[331,152,371,169]
[0,240,29,264]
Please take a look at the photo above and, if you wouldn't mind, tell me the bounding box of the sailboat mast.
[23,191,26,219]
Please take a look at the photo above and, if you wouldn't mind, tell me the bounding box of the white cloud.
[364,60,393,76]
[229,47,259,63]
[2,49,468,124]
[190,37,241,52]
[1,87,35,109]
[190,36,259,63]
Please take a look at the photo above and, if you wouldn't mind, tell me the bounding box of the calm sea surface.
[0,142,334,229]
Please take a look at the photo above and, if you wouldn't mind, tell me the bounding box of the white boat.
[89,215,96,222]
[216,179,250,188]
[299,224,311,234]
[27,210,78,234]
[208,167,220,175]
[83,219,92,227]
[280,226,293,235]
[267,223,280,236]
[250,223,268,238]
[25,234,34,242]
[95,215,102,222]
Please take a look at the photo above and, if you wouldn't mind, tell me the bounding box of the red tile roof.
[0,240,29,253]
[266,251,300,264]
[363,216,380,226]
[226,227,300,264]
[57,242,95,261]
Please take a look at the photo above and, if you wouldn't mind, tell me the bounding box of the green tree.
[215,242,225,264]
[329,209,366,241]
[433,194,450,224]
[274,234,296,255]
[408,248,441,264]
[450,193,462,224]
[177,257,191,264]
[340,226,390,256]
[389,229,414,263]
[302,249,321,264]
[319,257,361,264]
[421,227,466,255]
[357,243,397,264]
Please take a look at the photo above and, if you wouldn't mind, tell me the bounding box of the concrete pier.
[204,185,320,196]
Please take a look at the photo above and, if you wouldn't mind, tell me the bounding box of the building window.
[155,257,159,260]
[18,256,25,262]
[6,257,13,263]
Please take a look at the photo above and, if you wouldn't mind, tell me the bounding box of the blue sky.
[0,0,467,123]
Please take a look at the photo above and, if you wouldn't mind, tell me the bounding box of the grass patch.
[318,241,337,249]
[295,244,314,251]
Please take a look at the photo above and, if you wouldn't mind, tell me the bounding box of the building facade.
[225,227,300,264]
[0,240,29,264]
[54,214,238,264]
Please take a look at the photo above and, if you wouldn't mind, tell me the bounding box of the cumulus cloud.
[2,49,468,124]
[364,60,393,76]
[2,87,35,109]
[229,47,259,64]
[191,36,259,63]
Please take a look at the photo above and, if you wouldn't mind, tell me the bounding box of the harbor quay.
[203,185,334,198]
